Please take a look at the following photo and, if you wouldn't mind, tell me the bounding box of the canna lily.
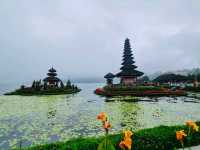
[97,112,107,122]
[119,130,133,150]
[186,120,199,132]
[193,124,199,132]
[186,120,194,126]
[176,130,187,141]
[124,130,133,139]
[191,123,199,132]
[103,121,111,129]
[119,138,132,150]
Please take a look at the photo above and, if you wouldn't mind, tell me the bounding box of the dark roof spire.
[116,38,144,77]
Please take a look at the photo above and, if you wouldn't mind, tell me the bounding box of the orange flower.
[176,130,187,141]
[186,120,199,132]
[119,138,132,150]
[186,120,194,126]
[97,112,107,122]
[192,123,199,132]
[119,141,125,149]
[103,121,111,129]
[119,130,133,150]
[124,130,133,139]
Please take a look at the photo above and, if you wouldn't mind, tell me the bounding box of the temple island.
[5,67,81,96]
[95,38,187,97]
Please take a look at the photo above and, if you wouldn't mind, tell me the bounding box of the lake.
[0,83,200,149]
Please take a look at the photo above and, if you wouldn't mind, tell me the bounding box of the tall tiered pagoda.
[43,67,62,88]
[116,38,144,85]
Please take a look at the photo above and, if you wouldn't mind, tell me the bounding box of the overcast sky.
[0,0,200,83]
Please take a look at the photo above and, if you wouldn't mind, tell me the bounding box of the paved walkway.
[178,145,200,150]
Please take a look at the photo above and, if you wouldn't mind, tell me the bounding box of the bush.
[184,86,200,92]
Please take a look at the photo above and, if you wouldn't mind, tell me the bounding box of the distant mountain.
[148,68,200,80]
[148,71,163,80]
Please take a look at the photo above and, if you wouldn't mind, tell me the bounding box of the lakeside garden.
[15,113,200,150]
[1,39,200,150]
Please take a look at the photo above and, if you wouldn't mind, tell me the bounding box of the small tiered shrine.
[5,67,81,95]
[43,67,63,88]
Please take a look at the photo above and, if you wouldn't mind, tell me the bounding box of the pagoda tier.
[47,72,57,77]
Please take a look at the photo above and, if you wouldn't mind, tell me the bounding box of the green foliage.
[97,138,115,150]
[67,80,72,87]
[184,86,200,92]
[153,73,188,83]
[14,122,200,150]
[187,74,200,82]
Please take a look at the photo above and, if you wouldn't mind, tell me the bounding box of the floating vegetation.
[0,84,200,149]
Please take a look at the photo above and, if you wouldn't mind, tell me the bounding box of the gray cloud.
[0,0,200,83]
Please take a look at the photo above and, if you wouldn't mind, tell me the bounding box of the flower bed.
[95,86,187,97]
[15,122,200,150]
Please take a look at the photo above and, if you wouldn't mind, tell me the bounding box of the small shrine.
[104,73,115,86]
[5,67,81,95]
[43,67,63,88]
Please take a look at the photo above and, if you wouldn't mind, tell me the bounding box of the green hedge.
[184,86,200,92]
[15,122,200,150]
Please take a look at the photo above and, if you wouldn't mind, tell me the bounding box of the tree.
[60,81,64,88]
[67,80,71,88]
[44,82,47,90]
[153,73,187,83]
[138,75,150,83]
[32,80,36,88]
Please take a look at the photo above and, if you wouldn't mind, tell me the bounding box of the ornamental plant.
[185,120,199,149]
[176,130,187,149]
[175,120,199,150]
[186,120,199,135]
[97,112,115,150]
[119,130,133,150]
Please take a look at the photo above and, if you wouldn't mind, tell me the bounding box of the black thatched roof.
[47,72,57,77]
[116,70,144,77]
[48,67,56,73]
[43,76,61,82]
[104,73,115,79]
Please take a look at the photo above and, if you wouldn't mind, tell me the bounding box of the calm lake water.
[0,83,200,149]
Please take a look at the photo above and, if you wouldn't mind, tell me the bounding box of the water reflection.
[47,108,57,126]
[118,101,140,131]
